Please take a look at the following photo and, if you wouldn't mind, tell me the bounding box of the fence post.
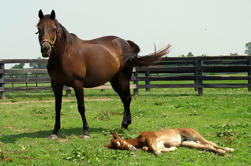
[248,58,251,92]
[133,67,138,96]
[0,62,5,99]
[145,71,150,91]
[194,60,198,91]
[65,87,71,97]
[195,59,203,96]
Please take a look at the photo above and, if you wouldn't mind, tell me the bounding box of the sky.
[0,0,251,61]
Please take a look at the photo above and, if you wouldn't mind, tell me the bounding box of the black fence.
[1,56,251,99]
[133,56,251,95]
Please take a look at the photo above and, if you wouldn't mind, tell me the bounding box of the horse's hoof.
[83,135,90,139]
[49,134,58,140]
[122,124,129,130]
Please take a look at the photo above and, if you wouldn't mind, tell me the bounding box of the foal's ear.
[38,9,44,19]
[104,144,112,148]
[50,10,56,20]
[112,132,120,139]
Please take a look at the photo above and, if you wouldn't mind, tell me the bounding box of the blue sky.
[0,0,251,60]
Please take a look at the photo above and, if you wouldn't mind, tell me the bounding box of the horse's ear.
[38,9,44,19]
[50,10,56,20]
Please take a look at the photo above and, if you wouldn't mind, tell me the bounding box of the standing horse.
[36,10,170,139]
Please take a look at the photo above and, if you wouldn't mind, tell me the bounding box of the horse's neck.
[52,33,68,57]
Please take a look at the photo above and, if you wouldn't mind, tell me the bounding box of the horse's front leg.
[73,81,89,138]
[50,82,63,139]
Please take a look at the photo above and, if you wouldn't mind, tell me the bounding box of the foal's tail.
[125,40,171,67]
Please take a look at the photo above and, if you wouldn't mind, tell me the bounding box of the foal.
[105,128,234,155]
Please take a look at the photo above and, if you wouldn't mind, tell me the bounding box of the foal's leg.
[181,141,225,155]
[188,129,234,153]
[147,138,162,155]
[73,81,89,138]
[200,140,234,153]
[50,82,63,139]
[111,77,132,129]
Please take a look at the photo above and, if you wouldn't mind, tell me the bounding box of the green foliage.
[11,63,25,69]
[180,52,194,57]
[245,42,251,55]
[0,88,251,165]
[29,57,47,69]
[186,52,194,57]
[230,53,239,56]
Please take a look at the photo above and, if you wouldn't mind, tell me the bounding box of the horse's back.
[84,35,139,57]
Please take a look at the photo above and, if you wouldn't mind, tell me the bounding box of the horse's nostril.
[41,45,50,53]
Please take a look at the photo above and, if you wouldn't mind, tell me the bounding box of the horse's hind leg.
[186,129,234,153]
[203,140,234,152]
[181,141,226,155]
[110,72,132,129]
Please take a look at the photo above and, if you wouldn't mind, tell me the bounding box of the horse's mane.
[58,21,77,44]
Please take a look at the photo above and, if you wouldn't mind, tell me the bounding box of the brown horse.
[36,10,170,139]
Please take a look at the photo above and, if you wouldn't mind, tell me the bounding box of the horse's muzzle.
[41,44,51,57]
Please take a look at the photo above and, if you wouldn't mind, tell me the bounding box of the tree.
[29,57,47,69]
[11,63,25,69]
[245,42,251,55]
[186,52,194,57]
[230,53,239,56]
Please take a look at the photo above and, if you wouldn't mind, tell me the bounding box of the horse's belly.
[83,51,120,87]
[83,71,116,88]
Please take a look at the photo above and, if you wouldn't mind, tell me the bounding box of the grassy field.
[0,88,250,165]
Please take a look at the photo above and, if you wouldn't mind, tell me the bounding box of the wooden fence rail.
[1,56,251,99]
[133,56,251,95]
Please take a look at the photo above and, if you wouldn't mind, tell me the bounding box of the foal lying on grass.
[105,128,234,156]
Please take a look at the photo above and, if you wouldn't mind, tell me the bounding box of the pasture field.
[0,88,250,165]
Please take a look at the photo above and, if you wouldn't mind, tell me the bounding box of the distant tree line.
[245,42,251,56]
[11,57,47,69]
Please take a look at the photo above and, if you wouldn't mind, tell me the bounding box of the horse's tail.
[125,40,171,67]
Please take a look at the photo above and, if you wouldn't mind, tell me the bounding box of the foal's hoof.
[49,134,58,140]
[83,135,90,139]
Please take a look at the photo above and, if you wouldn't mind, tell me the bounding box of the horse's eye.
[52,28,57,33]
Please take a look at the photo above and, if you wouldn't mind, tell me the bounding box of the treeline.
[179,42,251,57]
[11,57,47,69]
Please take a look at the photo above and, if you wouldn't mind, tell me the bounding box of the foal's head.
[36,10,58,57]
[105,132,136,151]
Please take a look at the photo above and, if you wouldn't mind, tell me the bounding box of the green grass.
[0,88,251,165]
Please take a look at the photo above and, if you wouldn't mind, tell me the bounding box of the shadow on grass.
[4,90,119,99]
[0,127,104,143]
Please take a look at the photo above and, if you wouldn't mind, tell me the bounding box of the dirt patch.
[58,139,68,143]
[109,112,123,116]
[21,156,33,161]
[1,126,29,132]
[0,152,13,162]
[0,98,115,105]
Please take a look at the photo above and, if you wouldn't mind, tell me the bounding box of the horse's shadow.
[0,127,105,143]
